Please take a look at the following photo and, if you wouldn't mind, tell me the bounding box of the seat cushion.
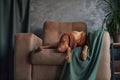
[30,49,66,65]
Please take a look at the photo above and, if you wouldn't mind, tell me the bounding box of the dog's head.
[57,33,69,52]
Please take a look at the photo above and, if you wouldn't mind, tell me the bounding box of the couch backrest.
[43,21,87,46]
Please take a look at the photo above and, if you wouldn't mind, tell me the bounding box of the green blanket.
[60,30,105,80]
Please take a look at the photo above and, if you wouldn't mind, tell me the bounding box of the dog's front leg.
[65,47,71,63]
[38,45,53,51]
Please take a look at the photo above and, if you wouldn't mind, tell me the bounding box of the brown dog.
[39,31,88,63]
[57,31,88,62]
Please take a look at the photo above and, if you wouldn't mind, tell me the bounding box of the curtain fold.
[0,0,30,80]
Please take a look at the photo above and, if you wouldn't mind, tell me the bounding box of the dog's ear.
[69,33,77,49]
[59,33,65,42]
[57,33,70,52]
[59,33,68,42]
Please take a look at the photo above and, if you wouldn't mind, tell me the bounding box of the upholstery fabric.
[32,65,63,80]
[96,32,111,80]
[30,49,65,65]
[14,33,42,80]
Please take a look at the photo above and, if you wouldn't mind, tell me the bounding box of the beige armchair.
[14,21,111,80]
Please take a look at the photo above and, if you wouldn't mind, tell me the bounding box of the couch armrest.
[96,32,111,80]
[30,49,65,65]
[14,33,42,80]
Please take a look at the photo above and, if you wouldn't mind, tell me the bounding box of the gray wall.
[30,0,105,37]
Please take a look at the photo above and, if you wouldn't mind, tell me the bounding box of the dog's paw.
[81,51,87,61]
[65,56,70,63]
[67,47,71,52]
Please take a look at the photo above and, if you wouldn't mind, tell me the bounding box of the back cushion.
[43,21,87,46]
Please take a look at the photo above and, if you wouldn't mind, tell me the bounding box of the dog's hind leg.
[81,45,88,60]
[65,47,71,63]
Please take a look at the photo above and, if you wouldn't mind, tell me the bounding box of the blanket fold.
[60,30,104,80]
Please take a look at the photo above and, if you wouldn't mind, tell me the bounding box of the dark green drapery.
[0,0,30,80]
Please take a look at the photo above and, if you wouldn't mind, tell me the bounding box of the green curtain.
[0,0,30,80]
